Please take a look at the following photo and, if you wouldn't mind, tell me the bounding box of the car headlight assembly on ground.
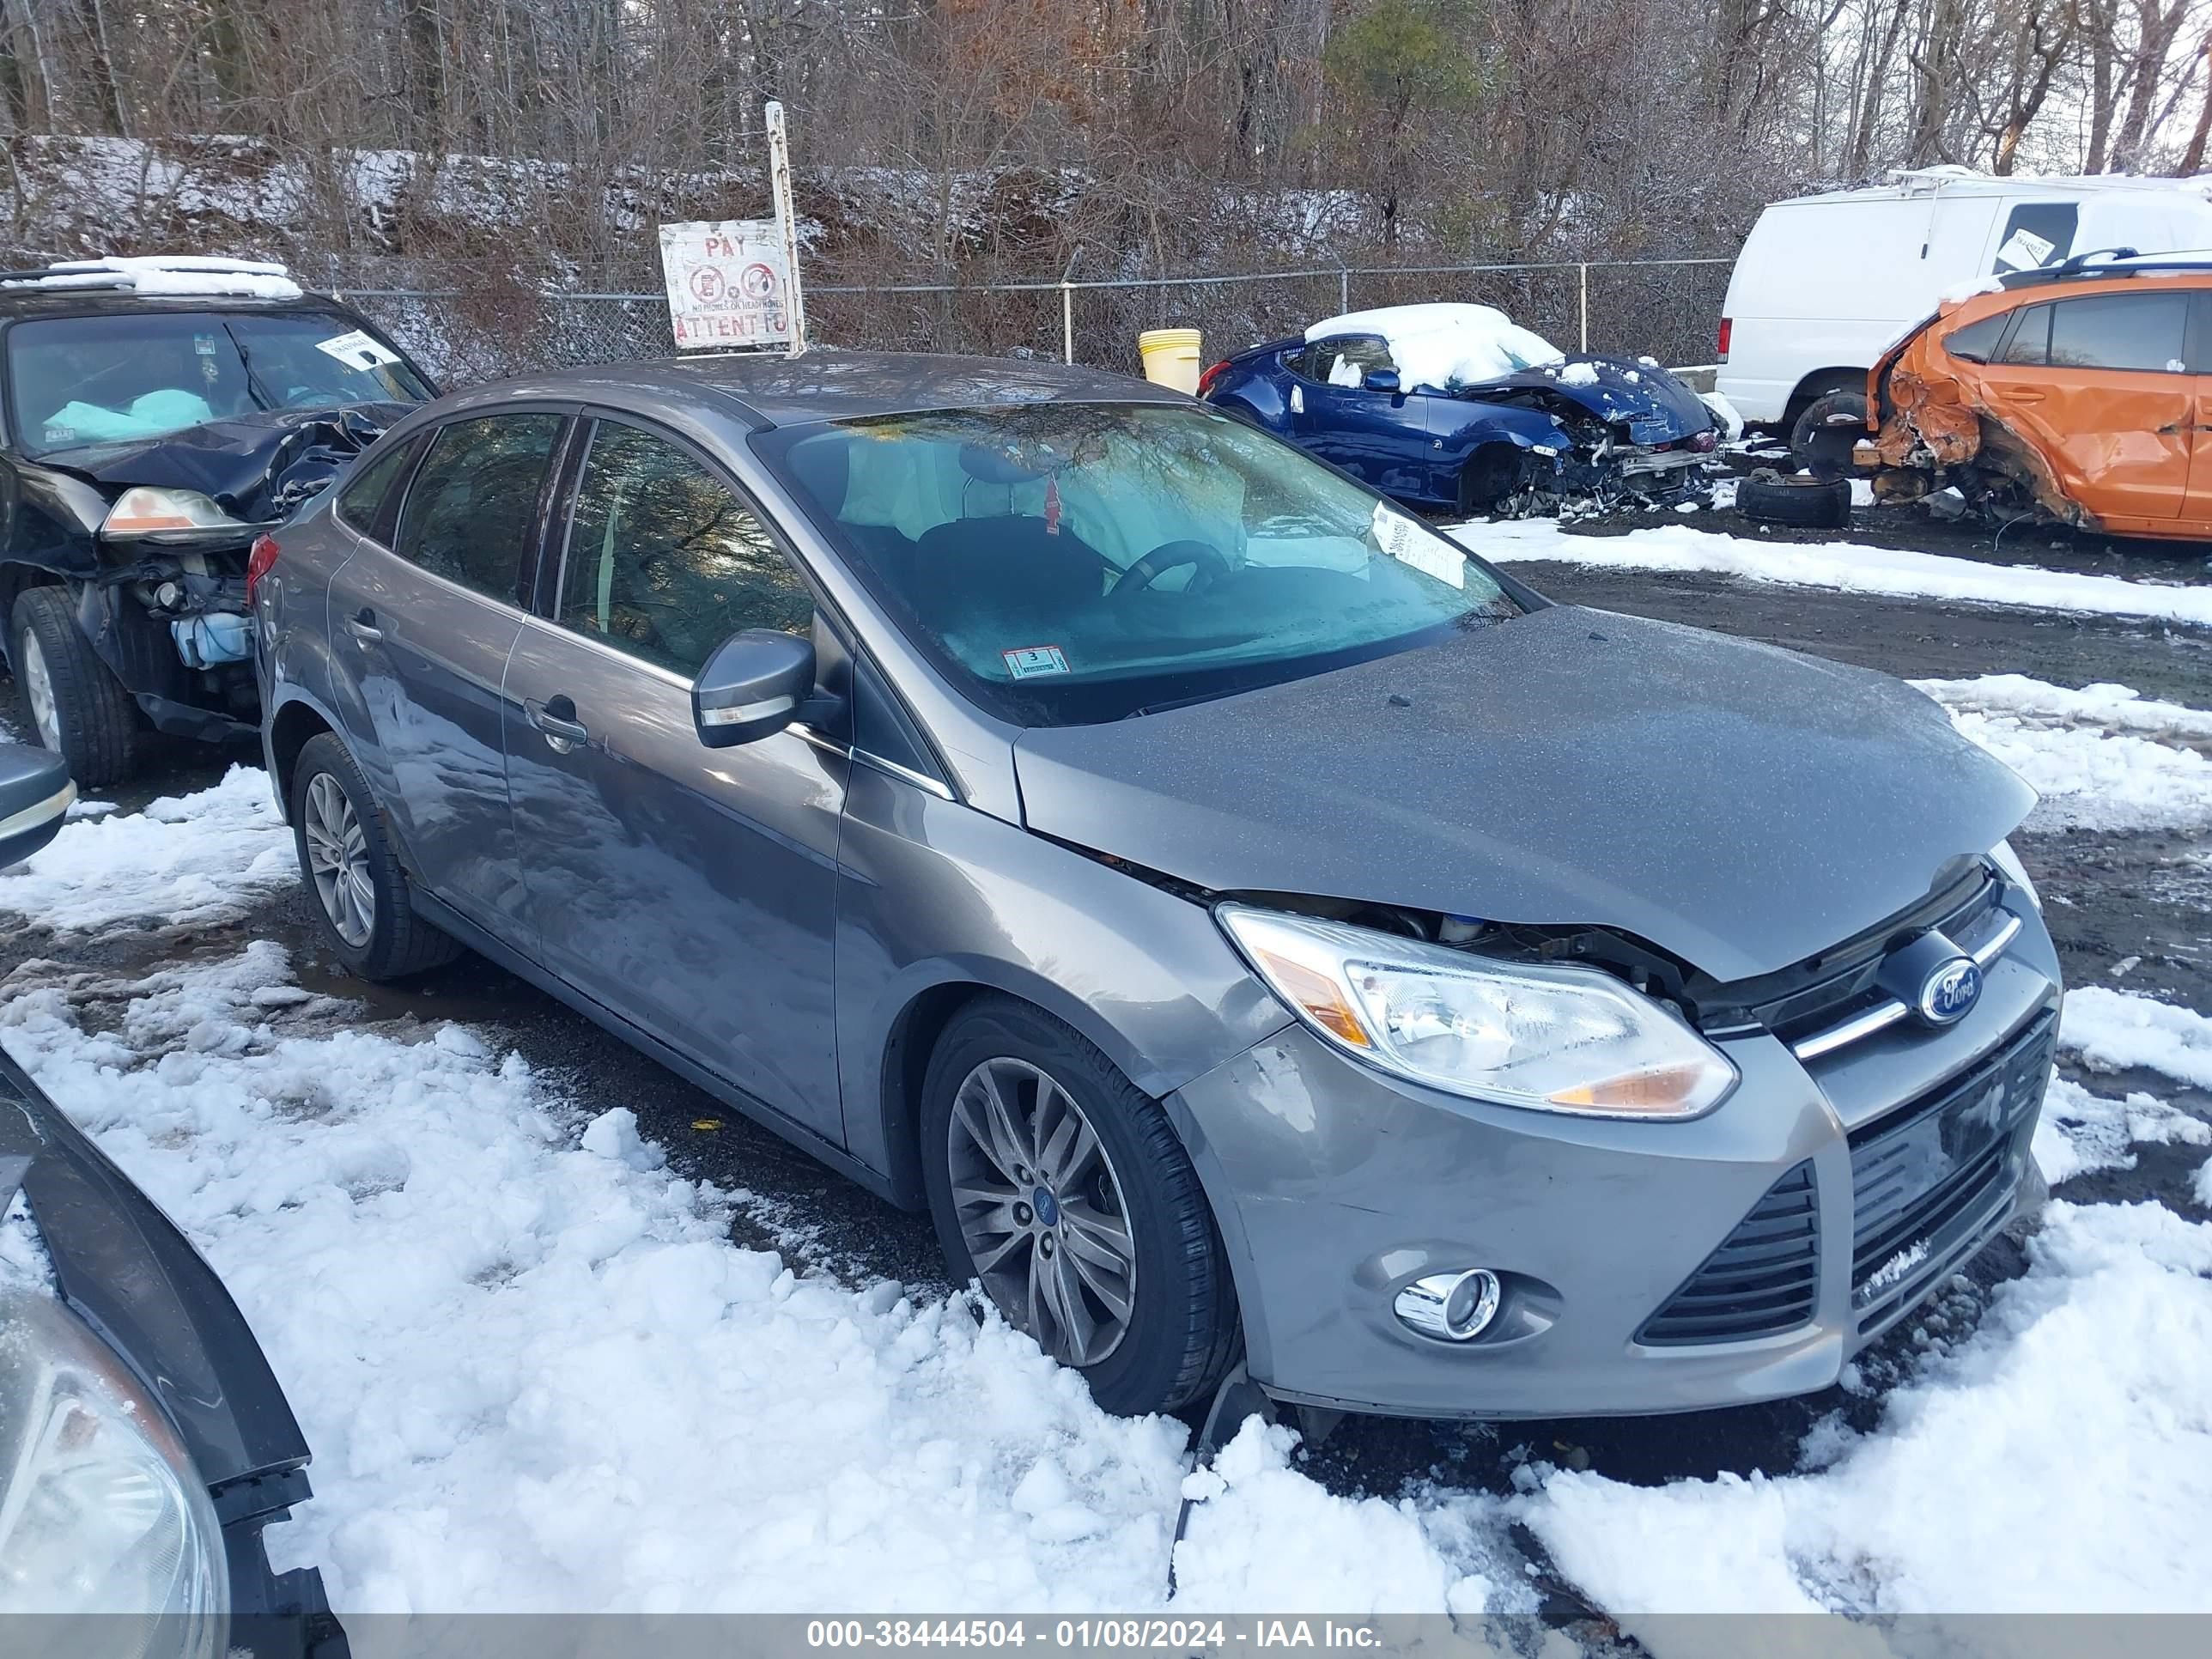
[1218,904,1737,1119]
[0,1288,228,1658]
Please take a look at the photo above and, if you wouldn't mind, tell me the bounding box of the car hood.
[38,399,414,523]
[1461,356,1710,444]
[1012,605,2033,982]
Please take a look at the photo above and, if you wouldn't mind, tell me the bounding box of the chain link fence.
[331,258,1730,389]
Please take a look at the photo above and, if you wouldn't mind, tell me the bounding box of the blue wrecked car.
[1198,303,1721,514]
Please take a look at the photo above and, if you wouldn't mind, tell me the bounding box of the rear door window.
[1996,305,2051,366]
[2047,292,2190,373]
[392,413,566,605]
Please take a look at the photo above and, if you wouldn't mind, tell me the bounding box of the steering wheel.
[1108,538,1233,599]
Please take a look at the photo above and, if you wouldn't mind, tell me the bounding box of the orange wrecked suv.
[1857,253,2212,540]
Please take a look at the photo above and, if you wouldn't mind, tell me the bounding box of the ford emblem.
[1917,957,1983,1025]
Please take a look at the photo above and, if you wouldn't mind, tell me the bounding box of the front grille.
[1761,869,2002,1048]
[1849,1010,2057,1328]
[1638,1161,1820,1346]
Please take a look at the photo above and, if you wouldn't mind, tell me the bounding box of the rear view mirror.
[1363,368,1402,393]
[0,744,72,869]
[693,629,827,748]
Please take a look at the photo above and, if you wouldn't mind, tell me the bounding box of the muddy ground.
[3,504,2208,1525]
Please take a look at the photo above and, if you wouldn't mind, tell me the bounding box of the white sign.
[314,328,404,371]
[659,220,793,349]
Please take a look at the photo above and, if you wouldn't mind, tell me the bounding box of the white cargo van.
[1716,169,2212,449]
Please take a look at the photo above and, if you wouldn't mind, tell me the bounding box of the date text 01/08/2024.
[804,1619,1387,1649]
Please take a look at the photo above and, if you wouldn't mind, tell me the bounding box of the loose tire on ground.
[921,995,1241,1417]
[289,731,461,980]
[1736,466,1853,530]
[1789,391,1870,481]
[9,585,139,787]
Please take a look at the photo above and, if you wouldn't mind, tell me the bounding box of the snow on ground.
[4,759,2209,1619]
[0,764,293,937]
[0,941,1524,1614]
[2033,1075,2209,1184]
[1912,677,2212,832]
[1449,518,2212,628]
[1521,1200,2212,1623]
[2062,985,2212,1091]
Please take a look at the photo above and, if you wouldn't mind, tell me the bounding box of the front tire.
[10,585,139,787]
[289,732,460,980]
[921,996,1240,1416]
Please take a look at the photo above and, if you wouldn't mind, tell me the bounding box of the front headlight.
[1218,905,1737,1120]
[0,1287,228,1656]
[100,487,248,540]
[1989,838,2042,911]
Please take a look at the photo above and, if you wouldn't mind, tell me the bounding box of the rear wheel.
[1790,392,1869,481]
[289,732,460,979]
[921,996,1239,1416]
[9,585,138,787]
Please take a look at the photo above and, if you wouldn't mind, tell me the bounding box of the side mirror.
[1363,368,1402,394]
[0,744,72,869]
[692,629,829,748]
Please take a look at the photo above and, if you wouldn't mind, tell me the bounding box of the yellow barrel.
[1137,327,1203,393]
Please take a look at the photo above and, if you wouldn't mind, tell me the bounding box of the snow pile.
[0,937,1522,1614]
[1309,304,1563,388]
[0,765,293,937]
[1913,679,2212,831]
[1520,1199,2212,1616]
[1917,675,2212,744]
[1555,361,1601,387]
[2034,1074,2209,1184]
[2063,986,2212,1091]
[1449,518,2212,628]
[13,254,302,301]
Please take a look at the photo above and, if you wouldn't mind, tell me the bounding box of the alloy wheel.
[302,772,374,948]
[947,1056,1137,1367]
[19,632,59,751]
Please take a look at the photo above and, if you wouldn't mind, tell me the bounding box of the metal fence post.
[1060,246,1084,364]
[1577,263,1589,351]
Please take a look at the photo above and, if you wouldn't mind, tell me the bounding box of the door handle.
[2008,389,2047,404]
[346,607,382,642]
[526,695,588,753]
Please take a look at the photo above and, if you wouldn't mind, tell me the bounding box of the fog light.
[1394,1268,1502,1342]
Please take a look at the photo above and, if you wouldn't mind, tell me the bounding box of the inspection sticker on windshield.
[1003,644,1071,679]
[1371,502,1463,589]
[314,329,403,371]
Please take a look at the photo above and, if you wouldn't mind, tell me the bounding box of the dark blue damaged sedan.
[1199,302,1720,514]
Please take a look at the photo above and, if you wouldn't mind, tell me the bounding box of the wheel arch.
[0,562,64,666]
[1785,367,1869,421]
[266,693,339,819]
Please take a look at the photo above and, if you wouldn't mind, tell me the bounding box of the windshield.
[754,402,1521,726]
[8,309,433,457]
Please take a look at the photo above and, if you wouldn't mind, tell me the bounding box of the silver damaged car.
[253,351,2057,1420]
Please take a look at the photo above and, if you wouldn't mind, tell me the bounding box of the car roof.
[477,349,1186,429]
[0,286,361,321]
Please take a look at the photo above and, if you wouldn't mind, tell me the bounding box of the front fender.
[832,766,1292,1194]
[1431,401,1569,459]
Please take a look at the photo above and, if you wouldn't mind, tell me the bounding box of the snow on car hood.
[39,400,413,523]
[1013,605,2034,982]
[1307,302,1565,386]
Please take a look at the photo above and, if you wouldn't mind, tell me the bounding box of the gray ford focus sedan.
[253,352,2057,1421]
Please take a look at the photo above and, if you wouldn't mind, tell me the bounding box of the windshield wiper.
[222,321,281,412]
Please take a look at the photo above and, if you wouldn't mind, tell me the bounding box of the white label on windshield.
[314,329,403,370]
[1371,502,1463,589]
[1003,644,1070,679]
